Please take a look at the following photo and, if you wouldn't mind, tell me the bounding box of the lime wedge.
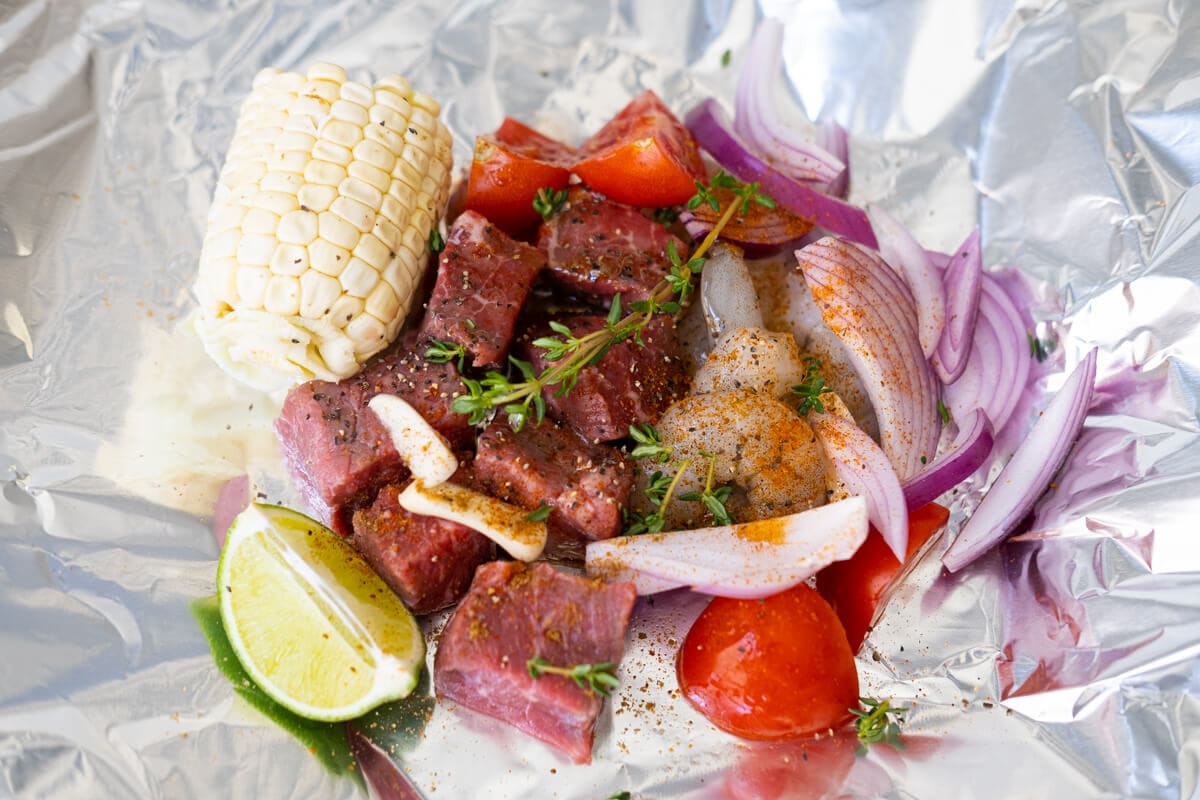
[217,503,424,721]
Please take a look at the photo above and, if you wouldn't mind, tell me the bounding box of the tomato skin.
[678,583,859,741]
[573,90,707,208]
[816,502,950,651]
[723,734,858,800]
[465,118,574,235]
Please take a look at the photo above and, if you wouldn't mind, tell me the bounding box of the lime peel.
[217,503,424,722]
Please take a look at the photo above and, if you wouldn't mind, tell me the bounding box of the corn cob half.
[194,63,453,391]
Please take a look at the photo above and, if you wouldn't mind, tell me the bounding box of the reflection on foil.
[2,0,1200,798]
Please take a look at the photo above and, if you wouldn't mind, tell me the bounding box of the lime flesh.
[217,503,423,721]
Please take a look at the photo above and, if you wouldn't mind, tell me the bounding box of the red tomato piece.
[816,502,950,651]
[573,90,707,208]
[465,118,575,235]
[723,734,859,800]
[678,583,859,741]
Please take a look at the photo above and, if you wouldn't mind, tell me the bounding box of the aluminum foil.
[2,0,1199,797]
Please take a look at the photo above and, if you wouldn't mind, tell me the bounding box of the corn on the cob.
[193,63,453,391]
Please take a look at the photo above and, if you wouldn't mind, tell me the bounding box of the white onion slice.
[942,348,1098,572]
[699,242,763,340]
[869,205,946,359]
[796,237,942,480]
[585,496,868,599]
[809,411,908,560]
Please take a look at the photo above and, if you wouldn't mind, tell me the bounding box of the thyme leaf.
[532,187,569,221]
[850,696,906,756]
[526,657,621,696]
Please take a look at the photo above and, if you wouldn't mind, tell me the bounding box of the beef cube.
[516,313,688,442]
[351,483,495,615]
[475,420,632,541]
[537,189,684,303]
[434,562,637,763]
[274,332,473,534]
[419,210,545,369]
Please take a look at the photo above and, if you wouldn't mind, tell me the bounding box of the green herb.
[526,657,621,696]
[465,318,476,329]
[920,455,927,464]
[937,399,950,424]
[720,48,732,67]
[652,206,679,226]
[532,187,569,221]
[429,227,445,254]
[687,170,775,216]
[524,503,552,522]
[679,450,734,526]
[1028,332,1053,363]
[851,696,906,756]
[628,423,673,463]
[424,338,467,371]
[792,356,832,414]
[624,459,692,536]
[453,174,773,429]
[607,792,632,800]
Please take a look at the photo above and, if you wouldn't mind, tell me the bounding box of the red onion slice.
[346,722,425,800]
[796,237,941,479]
[901,409,994,510]
[686,99,878,249]
[732,17,844,185]
[584,496,868,599]
[815,121,850,197]
[942,348,1099,572]
[934,228,983,383]
[809,411,909,560]
[943,273,1031,433]
[869,206,947,359]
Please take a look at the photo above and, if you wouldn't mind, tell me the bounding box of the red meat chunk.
[351,483,495,615]
[537,189,684,303]
[474,419,632,541]
[434,562,637,763]
[516,313,688,442]
[418,210,546,369]
[274,332,473,534]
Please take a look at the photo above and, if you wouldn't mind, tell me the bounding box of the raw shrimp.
[648,389,827,530]
[692,327,808,398]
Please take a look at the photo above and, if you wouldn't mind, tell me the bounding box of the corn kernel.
[308,238,350,276]
[275,131,316,152]
[374,89,413,117]
[372,216,401,251]
[307,62,347,84]
[340,256,380,297]
[264,274,301,315]
[297,183,337,213]
[318,211,361,250]
[300,269,342,318]
[271,150,310,174]
[338,176,382,211]
[349,160,390,193]
[209,203,247,233]
[365,279,400,322]
[300,79,340,104]
[376,74,413,99]
[269,243,309,276]
[328,294,364,328]
[330,195,375,234]
[353,139,396,173]
[340,80,374,107]
[288,95,330,119]
[259,171,303,195]
[363,119,405,154]
[304,159,347,187]
[236,234,276,266]
[399,144,430,177]
[368,104,407,133]
[322,119,364,149]
[353,233,391,270]
[236,265,270,308]
[347,312,387,354]
[380,195,410,230]
[330,99,369,127]
[242,208,280,236]
[277,209,319,245]
[204,228,240,259]
[411,91,441,116]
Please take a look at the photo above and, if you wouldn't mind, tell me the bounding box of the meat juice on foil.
[1,0,1199,797]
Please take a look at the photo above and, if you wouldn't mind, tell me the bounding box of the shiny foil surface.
[2,0,1199,797]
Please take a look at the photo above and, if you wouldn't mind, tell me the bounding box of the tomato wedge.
[465,118,575,235]
[573,90,707,208]
[816,502,950,651]
[678,583,859,740]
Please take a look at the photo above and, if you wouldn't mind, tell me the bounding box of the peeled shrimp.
[692,326,808,398]
[648,389,827,530]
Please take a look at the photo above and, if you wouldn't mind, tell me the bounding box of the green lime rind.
[190,595,365,789]
[216,503,424,722]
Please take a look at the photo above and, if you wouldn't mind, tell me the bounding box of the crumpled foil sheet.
[2,0,1198,797]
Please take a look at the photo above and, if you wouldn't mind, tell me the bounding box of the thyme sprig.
[451,174,773,429]
[532,187,569,221]
[628,423,673,463]
[524,503,552,522]
[424,338,467,371]
[850,696,906,756]
[792,356,832,415]
[624,458,692,536]
[526,657,621,696]
[680,450,734,526]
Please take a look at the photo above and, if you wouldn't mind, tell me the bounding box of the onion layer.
[585,496,868,599]
[942,348,1098,572]
[809,410,909,560]
[869,206,946,359]
[901,408,994,510]
[934,228,983,383]
[942,273,1032,434]
[796,237,941,480]
[686,99,877,249]
[732,17,844,186]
